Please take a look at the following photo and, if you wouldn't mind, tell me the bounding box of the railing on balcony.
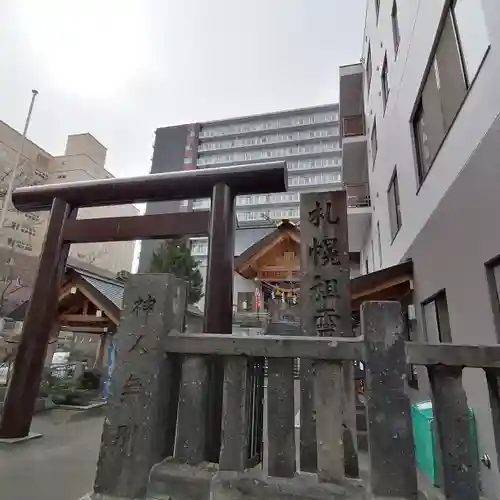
[342,115,365,137]
[346,183,371,208]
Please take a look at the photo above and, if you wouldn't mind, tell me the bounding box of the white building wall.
[194,267,256,313]
[363,0,500,269]
[362,0,500,494]
[233,273,258,309]
[196,265,207,311]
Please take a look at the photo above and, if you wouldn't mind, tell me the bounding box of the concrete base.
[211,470,364,500]
[79,494,135,500]
[56,401,106,411]
[146,461,366,500]
[0,432,43,444]
[79,494,132,500]
[148,459,219,500]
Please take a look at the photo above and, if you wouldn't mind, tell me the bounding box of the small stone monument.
[89,273,186,500]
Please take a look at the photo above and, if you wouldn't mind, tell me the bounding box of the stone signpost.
[300,190,359,478]
[91,273,186,500]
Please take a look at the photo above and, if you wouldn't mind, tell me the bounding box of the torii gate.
[0,161,287,452]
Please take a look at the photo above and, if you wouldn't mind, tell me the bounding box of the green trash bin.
[412,401,478,487]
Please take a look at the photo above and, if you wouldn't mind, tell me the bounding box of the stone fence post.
[362,301,418,500]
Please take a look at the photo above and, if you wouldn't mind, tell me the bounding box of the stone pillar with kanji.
[300,190,359,478]
[92,273,186,499]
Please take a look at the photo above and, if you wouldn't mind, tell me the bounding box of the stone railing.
[89,279,498,500]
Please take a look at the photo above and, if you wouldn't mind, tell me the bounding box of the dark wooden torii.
[0,161,287,443]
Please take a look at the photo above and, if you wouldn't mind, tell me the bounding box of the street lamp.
[0,90,39,238]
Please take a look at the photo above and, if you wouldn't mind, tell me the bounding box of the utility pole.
[0,90,39,237]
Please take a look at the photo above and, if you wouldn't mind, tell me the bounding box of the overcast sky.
[1,0,366,178]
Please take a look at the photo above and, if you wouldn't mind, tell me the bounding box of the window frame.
[376,221,382,268]
[366,44,372,92]
[422,290,452,343]
[387,167,402,241]
[370,119,378,166]
[392,0,400,56]
[485,255,500,343]
[381,54,390,112]
[411,0,491,189]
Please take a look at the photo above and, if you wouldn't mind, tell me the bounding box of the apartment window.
[20,226,36,236]
[7,237,33,252]
[392,1,400,55]
[388,168,402,238]
[34,169,49,180]
[370,119,378,164]
[486,258,500,342]
[376,221,382,268]
[453,0,489,83]
[422,291,451,343]
[381,54,390,111]
[366,45,372,90]
[412,0,489,184]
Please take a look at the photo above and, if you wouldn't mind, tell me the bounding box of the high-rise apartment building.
[342,0,500,494]
[0,121,138,284]
[139,105,371,310]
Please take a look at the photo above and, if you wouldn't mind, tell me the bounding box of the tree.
[148,239,203,304]
[0,152,42,316]
[0,244,31,317]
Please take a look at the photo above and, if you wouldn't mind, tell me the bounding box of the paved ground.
[0,410,103,500]
[0,392,442,500]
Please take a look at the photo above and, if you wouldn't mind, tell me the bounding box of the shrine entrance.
[235,220,301,315]
[2,160,495,500]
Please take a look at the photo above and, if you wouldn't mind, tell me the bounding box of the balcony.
[339,64,364,117]
[347,183,370,208]
[342,115,365,137]
[346,183,371,254]
[339,64,368,187]
[342,113,368,187]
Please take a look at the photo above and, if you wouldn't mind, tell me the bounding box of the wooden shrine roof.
[9,265,205,333]
[234,220,413,310]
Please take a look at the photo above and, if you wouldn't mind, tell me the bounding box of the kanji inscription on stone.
[300,191,351,338]
[308,200,340,227]
[300,191,359,477]
[122,374,142,396]
[309,237,341,266]
[113,424,139,454]
[132,293,156,316]
[311,277,340,311]
[93,274,187,499]
[315,308,341,336]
